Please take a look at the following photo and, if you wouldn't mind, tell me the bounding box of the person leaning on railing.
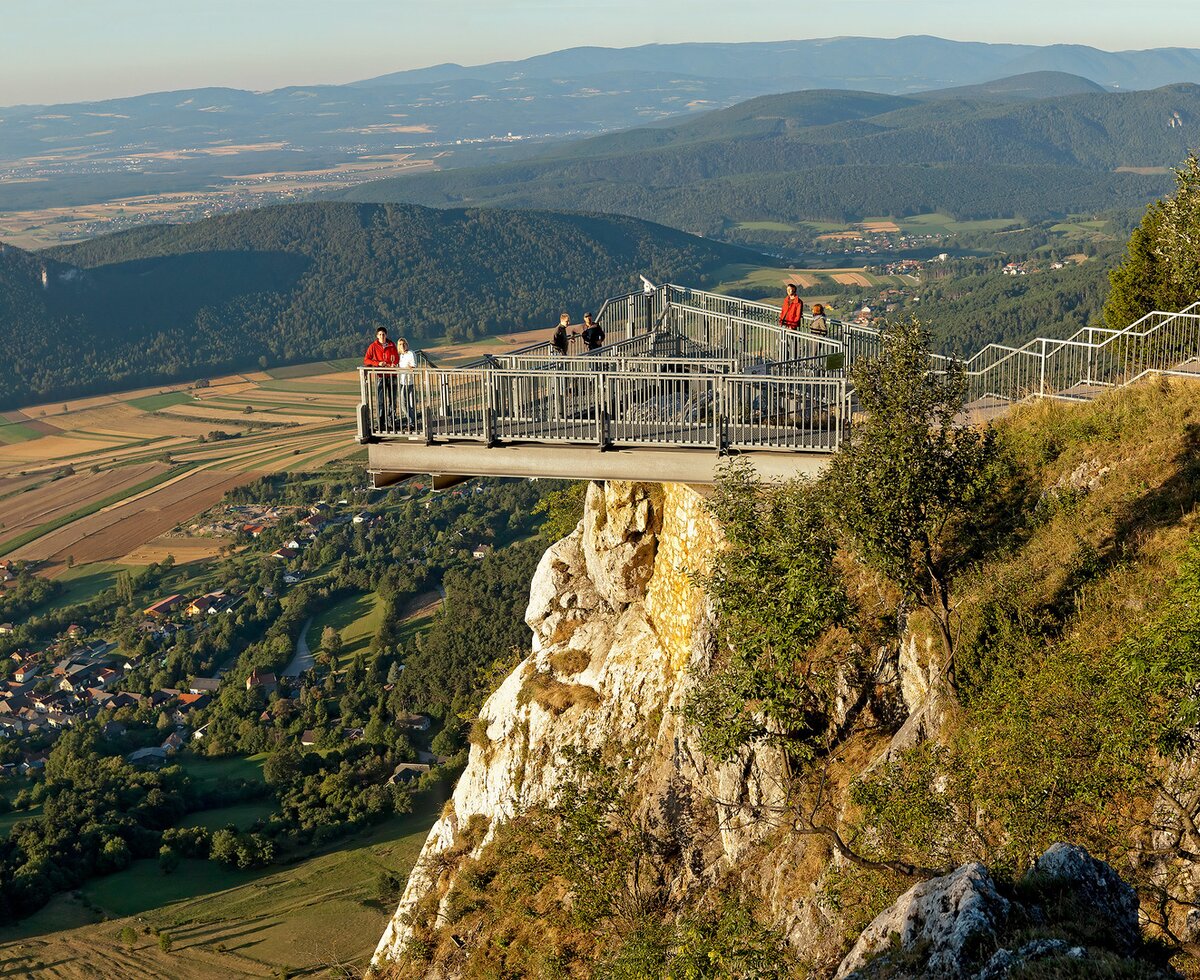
[364,326,399,431]
[396,337,416,431]
[811,303,828,336]
[552,313,571,356]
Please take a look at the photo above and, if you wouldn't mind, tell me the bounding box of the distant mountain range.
[341,80,1197,234]
[0,203,747,409]
[354,36,1200,93]
[3,36,1200,215]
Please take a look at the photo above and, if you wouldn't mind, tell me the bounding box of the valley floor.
[0,783,449,977]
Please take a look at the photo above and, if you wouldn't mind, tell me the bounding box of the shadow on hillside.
[47,250,311,331]
[1110,421,1200,550]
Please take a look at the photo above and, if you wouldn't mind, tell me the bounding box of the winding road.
[283,616,315,676]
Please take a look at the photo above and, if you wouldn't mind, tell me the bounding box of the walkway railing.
[360,366,846,453]
[359,280,1200,461]
[938,302,1200,404]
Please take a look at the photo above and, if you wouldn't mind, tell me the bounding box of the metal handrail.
[359,365,847,454]
[360,280,1200,457]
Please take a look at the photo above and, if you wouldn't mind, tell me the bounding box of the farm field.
[0,360,368,571]
[0,784,449,978]
[0,313,672,576]
[710,262,908,307]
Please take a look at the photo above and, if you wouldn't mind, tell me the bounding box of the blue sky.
[4,0,1197,105]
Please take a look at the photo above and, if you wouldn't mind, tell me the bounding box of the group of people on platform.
[779,282,828,336]
[363,285,829,431]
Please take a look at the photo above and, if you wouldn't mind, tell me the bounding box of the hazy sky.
[4,0,1198,106]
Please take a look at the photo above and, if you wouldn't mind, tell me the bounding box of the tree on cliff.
[1105,151,1200,329]
[826,315,1004,681]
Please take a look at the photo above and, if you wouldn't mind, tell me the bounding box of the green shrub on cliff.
[680,462,849,765]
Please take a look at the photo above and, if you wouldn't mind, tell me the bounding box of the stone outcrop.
[836,843,1164,980]
[834,862,1011,979]
[373,480,744,968]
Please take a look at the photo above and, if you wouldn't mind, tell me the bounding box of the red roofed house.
[144,594,185,618]
[246,668,278,696]
[13,660,39,684]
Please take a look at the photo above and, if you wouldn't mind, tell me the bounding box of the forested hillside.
[0,203,746,409]
[344,83,1199,231]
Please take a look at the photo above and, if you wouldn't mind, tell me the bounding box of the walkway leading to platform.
[358,285,1200,487]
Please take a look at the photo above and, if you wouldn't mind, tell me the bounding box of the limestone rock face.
[372,480,740,969]
[834,862,1010,980]
[580,480,662,607]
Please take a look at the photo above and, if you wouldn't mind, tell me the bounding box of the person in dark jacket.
[551,313,571,355]
[363,327,399,431]
[581,312,605,351]
[779,283,804,330]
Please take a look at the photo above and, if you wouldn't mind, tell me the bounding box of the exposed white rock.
[373,481,740,969]
[1031,842,1140,952]
[834,862,1010,979]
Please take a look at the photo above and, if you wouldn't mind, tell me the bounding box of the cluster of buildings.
[817,228,948,257]
[184,503,297,539]
[0,637,125,738]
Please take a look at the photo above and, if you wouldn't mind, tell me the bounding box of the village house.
[471,544,492,560]
[246,668,278,696]
[186,591,224,616]
[13,660,39,684]
[389,762,431,785]
[188,677,221,695]
[127,746,168,768]
[271,547,299,561]
[397,713,432,732]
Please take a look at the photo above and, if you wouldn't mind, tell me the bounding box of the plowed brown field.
[9,471,257,564]
[0,463,168,546]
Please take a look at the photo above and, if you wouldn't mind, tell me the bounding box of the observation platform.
[358,284,873,487]
[357,285,1200,489]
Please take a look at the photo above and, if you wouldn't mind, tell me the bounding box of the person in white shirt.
[396,337,417,431]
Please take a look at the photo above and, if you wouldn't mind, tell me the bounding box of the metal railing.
[937,302,1200,404]
[359,365,848,454]
[360,281,1200,460]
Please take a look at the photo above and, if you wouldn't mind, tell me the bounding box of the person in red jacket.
[364,327,399,432]
[779,283,804,330]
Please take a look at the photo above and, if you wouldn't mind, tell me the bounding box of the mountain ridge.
[341,81,1194,231]
[0,202,750,410]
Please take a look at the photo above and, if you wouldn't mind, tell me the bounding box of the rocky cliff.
[372,479,912,975]
[370,467,1184,978]
[374,480,738,965]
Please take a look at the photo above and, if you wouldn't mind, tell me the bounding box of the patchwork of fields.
[0,324,583,576]
[0,363,364,572]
